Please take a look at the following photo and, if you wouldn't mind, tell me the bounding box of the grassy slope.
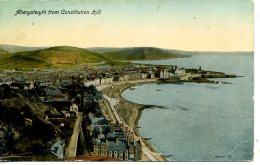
[0,46,188,69]
[0,46,107,69]
[102,47,188,61]
[41,46,104,64]
[0,51,50,69]
[0,49,10,59]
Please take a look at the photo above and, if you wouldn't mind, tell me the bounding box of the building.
[127,73,142,80]
[70,103,78,113]
[92,122,141,160]
[107,139,129,160]
[10,77,31,90]
[175,68,186,77]
[126,131,142,161]
[159,69,169,79]
[147,71,155,79]
[93,136,130,160]
[93,141,108,156]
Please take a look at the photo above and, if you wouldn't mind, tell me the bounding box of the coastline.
[99,77,232,161]
[100,79,169,161]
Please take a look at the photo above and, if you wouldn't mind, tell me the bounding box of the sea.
[121,54,254,161]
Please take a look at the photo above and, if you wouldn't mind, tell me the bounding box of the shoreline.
[100,79,169,161]
[99,78,230,161]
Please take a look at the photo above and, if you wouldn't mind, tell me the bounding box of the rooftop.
[107,139,128,151]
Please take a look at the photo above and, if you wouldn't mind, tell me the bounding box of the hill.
[0,46,107,69]
[43,46,105,64]
[87,47,126,53]
[102,47,189,61]
[0,49,9,54]
[0,44,47,53]
[165,49,253,56]
[0,46,190,69]
[0,49,11,60]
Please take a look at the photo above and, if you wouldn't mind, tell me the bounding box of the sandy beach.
[100,79,169,161]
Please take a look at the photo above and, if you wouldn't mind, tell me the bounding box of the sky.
[0,0,254,51]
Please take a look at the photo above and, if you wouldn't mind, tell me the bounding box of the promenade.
[96,79,168,161]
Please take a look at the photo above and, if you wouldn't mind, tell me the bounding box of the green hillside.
[102,47,189,61]
[0,46,189,69]
[41,46,104,64]
[0,46,107,69]
[0,49,9,54]
[0,50,51,69]
[0,49,10,59]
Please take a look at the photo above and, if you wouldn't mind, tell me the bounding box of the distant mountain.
[89,47,253,56]
[166,49,253,56]
[102,47,190,61]
[189,51,253,55]
[87,47,126,53]
[1,45,250,70]
[0,44,47,53]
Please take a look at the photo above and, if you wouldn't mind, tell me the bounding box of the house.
[0,76,12,85]
[93,141,108,157]
[34,80,53,88]
[141,73,148,79]
[126,131,142,161]
[100,77,114,84]
[70,103,78,113]
[175,68,186,77]
[61,80,72,88]
[91,121,141,160]
[128,140,141,161]
[159,69,169,79]
[93,136,129,160]
[44,87,63,98]
[147,71,155,79]
[107,139,129,160]
[10,77,30,90]
[128,73,142,80]
[69,103,79,117]
[44,97,71,112]
[113,74,125,82]
[43,87,70,111]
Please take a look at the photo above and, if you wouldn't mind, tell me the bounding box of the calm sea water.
[122,55,254,161]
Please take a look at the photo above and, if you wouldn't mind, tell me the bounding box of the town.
[0,63,237,161]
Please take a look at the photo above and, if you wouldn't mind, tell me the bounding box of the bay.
[122,54,254,161]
